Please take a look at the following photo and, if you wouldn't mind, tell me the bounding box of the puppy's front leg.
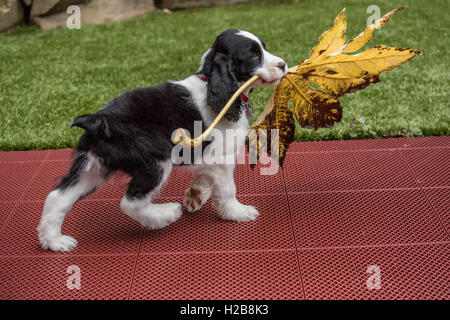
[184,174,213,213]
[210,164,259,222]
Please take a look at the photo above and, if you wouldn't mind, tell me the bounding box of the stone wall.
[33,0,157,30]
[0,0,24,32]
[0,0,252,32]
[159,0,251,10]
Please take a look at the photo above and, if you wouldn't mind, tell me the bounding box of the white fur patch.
[237,30,287,82]
[120,159,181,229]
[37,155,105,251]
[173,75,212,125]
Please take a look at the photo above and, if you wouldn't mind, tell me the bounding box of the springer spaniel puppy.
[37,29,287,251]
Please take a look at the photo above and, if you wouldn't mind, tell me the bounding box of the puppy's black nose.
[277,61,286,70]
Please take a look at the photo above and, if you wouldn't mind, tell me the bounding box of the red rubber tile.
[101,162,283,199]
[22,160,132,201]
[99,171,132,199]
[401,148,449,187]
[397,136,450,149]
[424,187,450,233]
[44,150,193,199]
[130,250,303,300]
[105,170,190,200]
[158,167,193,199]
[283,149,417,193]
[23,160,194,201]
[288,189,448,249]
[0,254,135,299]
[21,160,72,201]
[161,150,285,197]
[25,152,283,202]
[140,194,294,253]
[0,202,16,231]
[0,162,42,201]
[299,243,450,300]
[0,150,49,163]
[159,162,285,198]
[0,200,142,257]
[235,162,284,195]
[287,138,402,153]
[23,160,187,201]
[0,138,448,300]
[47,148,73,160]
[167,162,280,198]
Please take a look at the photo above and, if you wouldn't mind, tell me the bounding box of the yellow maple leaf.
[342,7,405,54]
[308,9,347,61]
[247,84,296,166]
[248,7,423,165]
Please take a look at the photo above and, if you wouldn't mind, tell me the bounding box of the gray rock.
[30,0,59,16]
[0,0,24,32]
[30,0,85,18]
[22,0,33,6]
[33,0,155,30]
[158,0,251,10]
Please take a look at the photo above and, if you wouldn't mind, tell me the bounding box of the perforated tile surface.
[289,189,448,248]
[424,187,450,233]
[0,200,142,257]
[400,148,449,187]
[0,162,41,201]
[299,243,450,300]
[287,137,403,153]
[0,137,448,300]
[140,194,295,253]
[283,149,417,192]
[397,136,450,149]
[0,202,16,230]
[0,150,49,163]
[130,250,304,300]
[0,255,135,300]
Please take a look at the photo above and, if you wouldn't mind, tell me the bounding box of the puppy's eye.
[251,43,262,59]
[261,40,267,50]
[253,51,262,60]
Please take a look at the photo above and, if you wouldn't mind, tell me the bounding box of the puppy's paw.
[183,188,202,213]
[218,200,259,222]
[141,202,182,229]
[40,235,78,252]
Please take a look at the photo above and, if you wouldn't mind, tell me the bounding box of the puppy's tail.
[71,114,111,138]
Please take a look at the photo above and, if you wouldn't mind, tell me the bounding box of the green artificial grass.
[0,0,448,151]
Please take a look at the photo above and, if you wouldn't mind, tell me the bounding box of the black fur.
[58,29,269,200]
[56,151,89,191]
[64,82,204,199]
[198,29,266,122]
[206,52,241,122]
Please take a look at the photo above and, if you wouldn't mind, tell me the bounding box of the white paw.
[219,200,259,222]
[140,202,182,229]
[40,235,78,252]
[183,189,202,213]
[184,196,201,213]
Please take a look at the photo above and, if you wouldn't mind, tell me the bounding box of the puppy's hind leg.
[120,159,182,229]
[37,152,107,251]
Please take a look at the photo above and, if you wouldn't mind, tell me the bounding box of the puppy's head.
[199,29,287,121]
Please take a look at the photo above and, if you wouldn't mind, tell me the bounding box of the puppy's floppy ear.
[207,52,242,122]
[199,48,214,75]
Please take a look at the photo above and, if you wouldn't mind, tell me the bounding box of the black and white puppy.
[37,29,287,251]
